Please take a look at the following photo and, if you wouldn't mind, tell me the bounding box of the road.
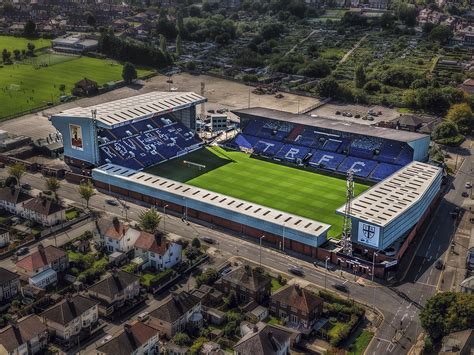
[1,145,471,355]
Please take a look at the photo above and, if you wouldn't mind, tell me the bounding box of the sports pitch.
[146,147,370,238]
[0,49,152,119]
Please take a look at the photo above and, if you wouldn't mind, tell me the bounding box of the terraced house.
[0,267,20,303]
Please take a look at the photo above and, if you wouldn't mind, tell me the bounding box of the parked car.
[101,335,112,344]
[106,199,119,206]
[462,191,469,197]
[335,111,341,115]
[21,183,32,190]
[202,236,216,244]
[465,182,472,189]
[435,259,444,270]
[137,312,149,322]
[333,283,349,293]
[288,265,304,276]
[354,114,361,118]
[16,247,29,256]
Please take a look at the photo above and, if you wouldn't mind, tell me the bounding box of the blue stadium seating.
[98,116,202,170]
[370,163,401,181]
[253,138,284,157]
[322,139,341,152]
[242,120,265,136]
[396,146,413,166]
[233,134,259,149]
[337,156,378,178]
[275,144,311,162]
[309,150,346,171]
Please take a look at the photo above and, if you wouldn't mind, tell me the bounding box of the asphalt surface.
[1,144,471,355]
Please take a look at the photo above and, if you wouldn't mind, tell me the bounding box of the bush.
[195,268,219,287]
[364,80,381,93]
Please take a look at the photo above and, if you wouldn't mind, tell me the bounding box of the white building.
[0,228,10,248]
[99,218,141,253]
[0,187,32,215]
[21,197,66,227]
[134,232,182,271]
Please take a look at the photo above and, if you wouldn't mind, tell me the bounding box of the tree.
[77,180,95,209]
[397,4,417,27]
[224,290,238,308]
[432,121,459,141]
[138,207,161,234]
[172,333,191,346]
[420,292,474,342]
[1,49,11,64]
[59,84,66,94]
[13,49,21,61]
[298,59,331,78]
[380,12,396,30]
[122,62,137,85]
[354,65,366,89]
[191,237,201,249]
[159,34,167,54]
[429,25,453,45]
[195,268,219,287]
[45,177,61,201]
[86,13,96,27]
[27,43,35,56]
[175,34,183,56]
[23,20,36,37]
[316,77,340,98]
[446,103,473,134]
[8,163,26,186]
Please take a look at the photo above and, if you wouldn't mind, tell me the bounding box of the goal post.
[183,160,206,170]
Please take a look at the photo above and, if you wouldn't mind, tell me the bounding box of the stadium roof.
[56,91,206,128]
[232,107,428,143]
[336,162,441,227]
[95,164,331,238]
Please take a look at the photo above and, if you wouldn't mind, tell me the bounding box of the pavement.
[0,139,472,355]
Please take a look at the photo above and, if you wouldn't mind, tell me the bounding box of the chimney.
[65,293,73,304]
[253,325,259,333]
[294,284,302,295]
[124,323,132,333]
[38,243,45,254]
[112,217,120,233]
[155,233,162,246]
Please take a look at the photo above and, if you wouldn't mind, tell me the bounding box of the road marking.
[401,313,408,322]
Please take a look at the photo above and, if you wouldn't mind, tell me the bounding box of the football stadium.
[50,91,443,278]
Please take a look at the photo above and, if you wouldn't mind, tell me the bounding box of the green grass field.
[146,147,369,238]
[0,53,153,119]
[0,35,51,53]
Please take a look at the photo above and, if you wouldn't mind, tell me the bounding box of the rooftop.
[55,91,207,128]
[233,322,293,355]
[16,245,67,272]
[222,265,271,292]
[94,164,331,239]
[96,321,158,355]
[0,187,32,205]
[232,107,428,143]
[149,291,200,324]
[0,315,47,352]
[23,197,65,216]
[41,295,98,325]
[336,162,442,227]
[0,267,19,283]
[87,270,139,299]
[271,284,323,313]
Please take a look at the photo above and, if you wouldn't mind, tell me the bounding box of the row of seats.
[231,133,401,181]
[98,117,201,170]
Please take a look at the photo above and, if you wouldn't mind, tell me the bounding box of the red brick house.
[217,265,271,304]
[270,284,323,334]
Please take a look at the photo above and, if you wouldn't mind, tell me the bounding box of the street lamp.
[324,256,330,290]
[163,204,169,233]
[372,251,379,309]
[259,235,266,267]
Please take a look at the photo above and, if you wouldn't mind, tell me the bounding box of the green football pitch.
[146,147,370,238]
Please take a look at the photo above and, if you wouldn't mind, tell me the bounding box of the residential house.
[440,329,474,355]
[96,321,159,355]
[460,78,474,95]
[234,322,294,355]
[0,315,48,355]
[270,284,323,334]
[41,294,99,347]
[134,232,182,271]
[0,267,20,303]
[217,265,271,304]
[16,244,69,288]
[191,284,223,307]
[0,186,32,215]
[148,291,202,339]
[99,218,140,254]
[22,197,66,226]
[72,78,98,97]
[87,270,140,317]
[0,228,10,247]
